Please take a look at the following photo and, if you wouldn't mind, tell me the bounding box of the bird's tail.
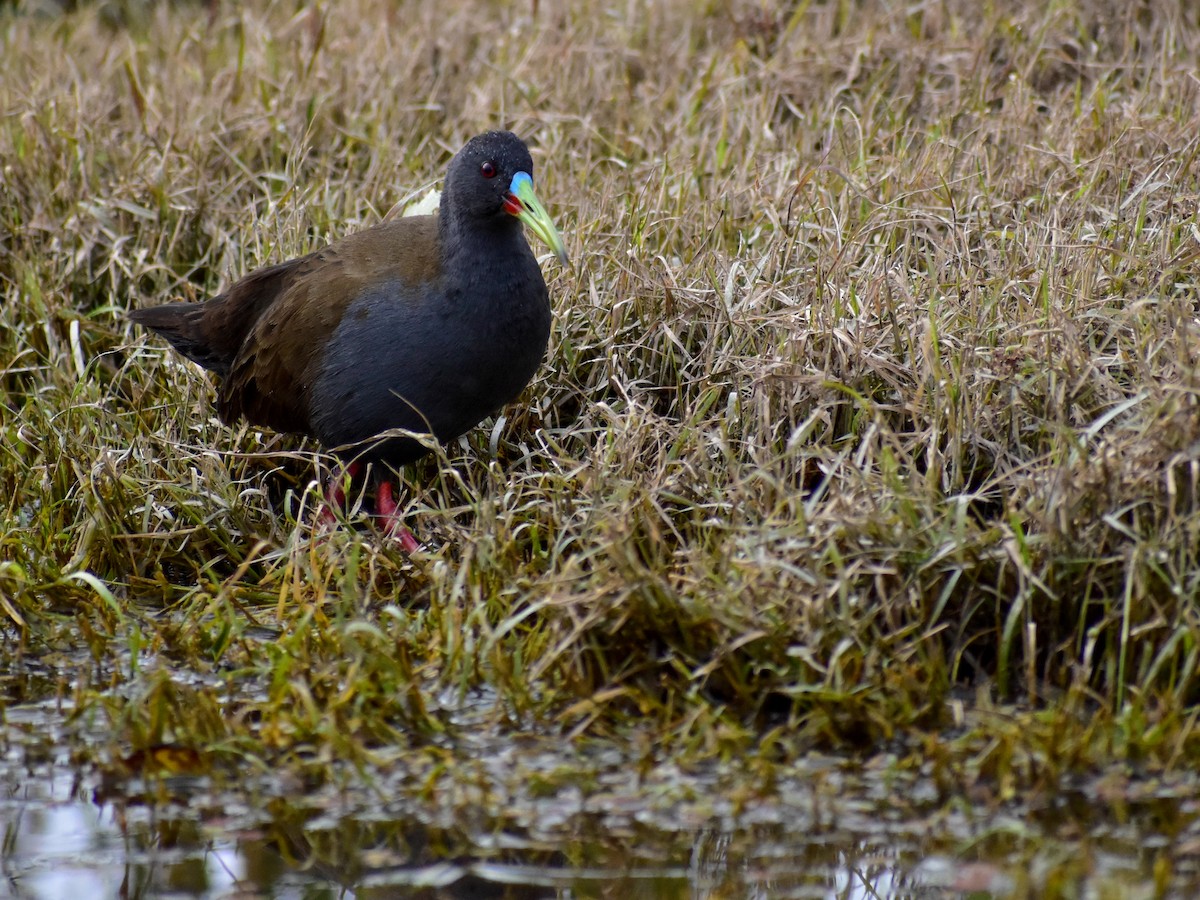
[128,303,231,376]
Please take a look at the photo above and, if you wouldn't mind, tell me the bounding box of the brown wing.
[217,217,443,436]
[128,258,309,376]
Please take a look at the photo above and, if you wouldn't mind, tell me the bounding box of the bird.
[129,130,568,550]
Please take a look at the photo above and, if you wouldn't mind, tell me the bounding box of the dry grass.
[3,0,1200,790]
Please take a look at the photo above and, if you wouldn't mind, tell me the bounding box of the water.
[4,747,1196,897]
[0,776,988,899]
[2,690,1198,897]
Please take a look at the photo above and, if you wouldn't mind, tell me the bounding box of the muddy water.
[3,694,1199,897]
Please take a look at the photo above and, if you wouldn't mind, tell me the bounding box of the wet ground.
[4,687,1199,899]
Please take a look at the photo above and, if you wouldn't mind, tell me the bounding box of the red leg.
[376,481,421,553]
[318,462,360,527]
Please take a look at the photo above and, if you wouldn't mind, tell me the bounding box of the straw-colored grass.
[3,0,1200,797]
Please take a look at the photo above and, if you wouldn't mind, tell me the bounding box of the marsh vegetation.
[3,0,1200,894]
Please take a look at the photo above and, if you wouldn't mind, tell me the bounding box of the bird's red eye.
[480,161,497,178]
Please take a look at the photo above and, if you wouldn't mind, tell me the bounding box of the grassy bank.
[2,0,1200,802]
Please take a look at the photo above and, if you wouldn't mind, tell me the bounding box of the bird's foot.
[317,462,361,528]
[375,481,422,553]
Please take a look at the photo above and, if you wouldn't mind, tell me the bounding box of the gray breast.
[307,275,550,465]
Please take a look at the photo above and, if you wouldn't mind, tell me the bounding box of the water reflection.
[2,743,1194,897]
[3,777,940,899]
[688,828,915,899]
[2,777,270,899]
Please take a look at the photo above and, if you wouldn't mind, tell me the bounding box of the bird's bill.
[505,172,569,265]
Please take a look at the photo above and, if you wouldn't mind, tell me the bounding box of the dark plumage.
[130,131,568,543]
